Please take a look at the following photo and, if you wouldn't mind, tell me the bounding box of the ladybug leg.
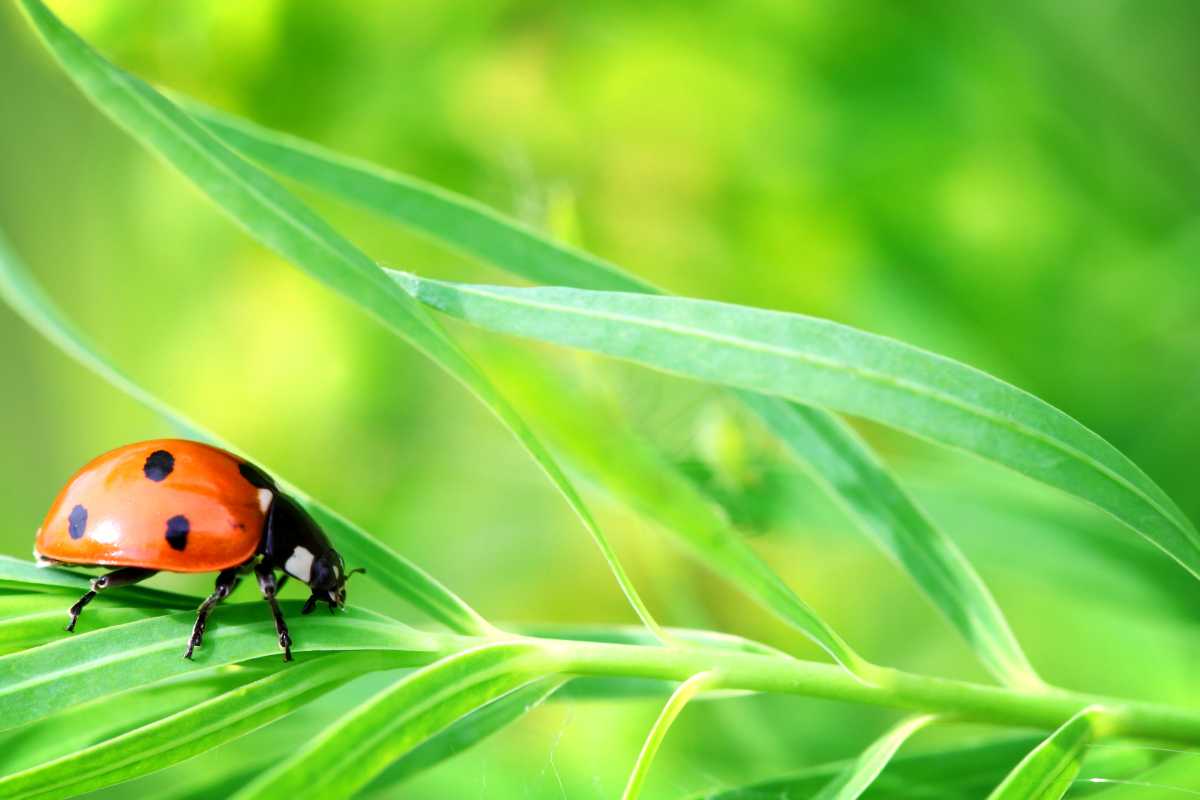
[184,566,243,660]
[65,567,157,632]
[254,564,293,662]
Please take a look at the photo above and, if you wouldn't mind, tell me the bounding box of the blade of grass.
[0,556,193,608]
[986,706,1107,799]
[365,676,566,791]
[229,643,555,800]
[393,273,1200,587]
[0,653,403,800]
[173,96,654,294]
[0,594,168,654]
[17,0,666,645]
[1087,752,1200,798]
[180,100,1041,688]
[813,714,935,800]
[740,397,1043,690]
[622,671,718,800]
[488,350,878,671]
[0,601,443,733]
[692,734,1162,800]
[0,234,491,636]
[0,665,271,774]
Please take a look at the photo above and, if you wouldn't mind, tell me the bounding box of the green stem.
[496,637,1200,746]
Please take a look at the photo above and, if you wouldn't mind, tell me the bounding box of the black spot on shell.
[68,505,88,539]
[165,515,190,551]
[238,461,274,490]
[144,449,174,482]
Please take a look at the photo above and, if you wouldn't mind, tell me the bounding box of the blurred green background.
[2,1,1199,796]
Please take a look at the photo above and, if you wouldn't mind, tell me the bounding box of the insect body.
[35,439,360,660]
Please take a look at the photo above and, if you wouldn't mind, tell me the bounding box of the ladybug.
[35,439,362,661]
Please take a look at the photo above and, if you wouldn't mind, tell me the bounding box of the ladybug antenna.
[301,595,319,615]
[347,567,366,581]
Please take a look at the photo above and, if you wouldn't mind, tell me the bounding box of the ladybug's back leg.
[65,567,158,632]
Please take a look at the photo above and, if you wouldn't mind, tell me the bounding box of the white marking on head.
[285,546,315,583]
[257,488,273,514]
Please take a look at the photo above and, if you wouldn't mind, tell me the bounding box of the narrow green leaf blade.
[394,274,1200,585]
[741,396,1042,689]
[0,653,395,800]
[0,601,442,733]
[487,352,874,672]
[173,104,1041,687]
[695,733,1161,800]
[813,714,935,800]
[17,0,664,643]
[0,232,490,635]
[0,556,192,608]
[176,97,652,293]
[366,676,566,790]
[0,665,270,774]
[987,706,1105,799]
[622,671,717,800]
[1087,752,1200,798]
[230,643,552,800]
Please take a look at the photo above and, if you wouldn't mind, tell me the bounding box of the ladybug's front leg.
[254,564,293,662]
[185,566,243,659]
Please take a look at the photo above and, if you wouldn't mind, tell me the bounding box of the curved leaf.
[0,601,443,733]
[487,351,875,673]
[694,733,1161,800]
[366,676,566,791]
[1087,752,1200,797]
[813,714,934,800]
[0,234,490,636]
[17,0,664,643]
[987,706,1106,799]
[622,671,717,800]
[230,642,554,800]
[0,556,193,608]
[741,397,1042,689]
[0,665,271,774]
[0,653,403,800]
[393,273,1200,584]
[176,101,1041,688]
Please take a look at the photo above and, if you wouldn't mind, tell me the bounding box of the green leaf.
[514,622,786,657]
[813,714,935,800]
[986,706,1106,799]
[694,733,1161,800]
[0,653,400,800]
[0,234,490,636]
[392,273,1200,586]
[0,593,168,654]
[0,601,442,733]
[366,676,566,791]
[0,665,271,774]
[487,353,869,672]
[174,96,652,294]
[17,0,664,643]
[0,556,193,608]
[622,671,717,800]
[1086,751,1200,798]
[229,643,554,800]
[179,101,1038,688]
[741,397,1043,690]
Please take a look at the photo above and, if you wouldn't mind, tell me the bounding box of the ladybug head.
[301,549,365,613]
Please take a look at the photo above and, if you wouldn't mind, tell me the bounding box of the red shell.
[35,439,268,573]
